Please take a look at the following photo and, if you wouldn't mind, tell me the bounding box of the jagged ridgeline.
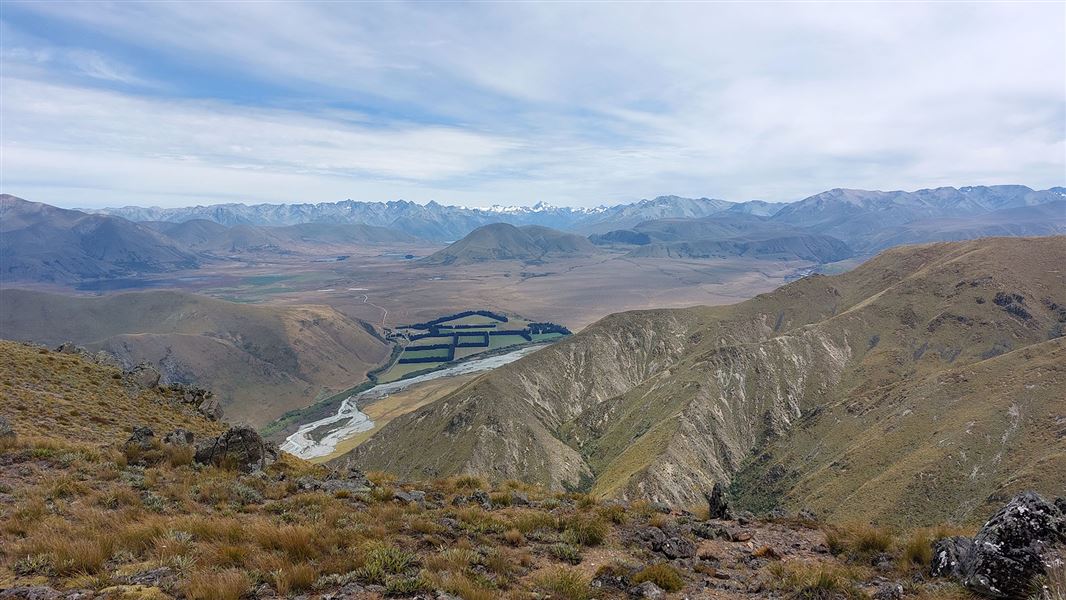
[347,236,1066,525]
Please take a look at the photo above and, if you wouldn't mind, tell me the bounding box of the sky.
[1,2,1064,209]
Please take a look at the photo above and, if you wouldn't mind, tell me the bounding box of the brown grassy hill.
[347,236,1066,525]
[0,340,225,445]
[420,223,597,265]
[0,289,391,427]
[0,339,1011,599]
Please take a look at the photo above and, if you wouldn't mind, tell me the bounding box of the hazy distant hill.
[0,288,391,427]
[628,234,853,263]
[420,223,598,265]
[591,213,855,263]
[146,220,419,254]
[0,196,424,284]
[861,201,1066,252]
[347,236,1066,525]
[771,185,1066,252]
[1,195,199,283]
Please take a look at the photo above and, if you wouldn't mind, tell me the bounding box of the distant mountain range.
[0,195,421,284]
[90,195,783,241]
[88,185,1064,248]
[4,185,1063,284]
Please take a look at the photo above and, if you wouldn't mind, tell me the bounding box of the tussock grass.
[632,563,685,592]
[768,560,868,599]
[183,568,251,600]
[534,566,598,600]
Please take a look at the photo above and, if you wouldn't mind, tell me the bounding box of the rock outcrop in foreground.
[932,491,1065,598]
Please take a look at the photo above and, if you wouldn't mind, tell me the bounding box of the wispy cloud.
[1,2,1063,208]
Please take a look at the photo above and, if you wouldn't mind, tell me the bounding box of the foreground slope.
[9,338,1053,600]
[0,289,390,427]
[349,237,1066,524]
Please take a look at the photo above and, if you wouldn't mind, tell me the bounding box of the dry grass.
[632,563,685,592]
[534,566,598,600]
[183,568,251,600]
[768,560,868,600]
[0,337,1012,600]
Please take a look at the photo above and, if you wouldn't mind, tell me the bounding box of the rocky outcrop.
[124,427,157,452]
[170,384,224,421]
[124,362,161,389]
[707,482,732,520]
[196,396,224,421]
[194,426,277,473]
[930,492,1066,598]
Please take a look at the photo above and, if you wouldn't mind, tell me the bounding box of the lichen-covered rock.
[660,535,696,559]
[194,426,275,473]
[931,536,974,579]
[930,491,1065,598]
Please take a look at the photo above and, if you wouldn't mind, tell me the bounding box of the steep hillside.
[0,195,198,283]
[421,223,597,265]
[0,339,225,444]
[7,338,1046,600]
[348,237,1066,525]
[0,289,391,427]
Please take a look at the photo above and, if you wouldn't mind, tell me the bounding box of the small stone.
[730,530,752,542]
[0,415,15,441]
[660,536,696,559]
[628,581,665,599]
[0,587,62,600]
[713,570,732,580]
[162,429,194,446]
[510,491,530,506]
[393,490,426,504]
[649,501,672,514]
[873,583,903,600]
[693,521,731,540]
